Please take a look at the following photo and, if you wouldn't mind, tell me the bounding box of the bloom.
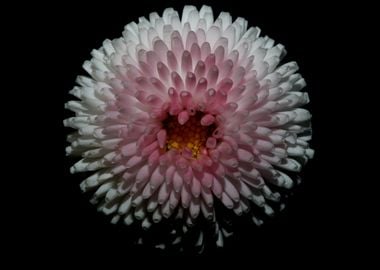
[64,5,313,249]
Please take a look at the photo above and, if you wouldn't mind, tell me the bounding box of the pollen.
[163,113,215,158]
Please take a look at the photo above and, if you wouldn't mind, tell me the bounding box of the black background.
[19,0,364,265]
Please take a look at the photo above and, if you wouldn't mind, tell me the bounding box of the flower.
[64,5,314,250]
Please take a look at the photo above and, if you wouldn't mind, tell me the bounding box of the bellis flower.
[64,5,313,249]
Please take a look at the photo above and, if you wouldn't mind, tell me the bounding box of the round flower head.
[64,5,313,250]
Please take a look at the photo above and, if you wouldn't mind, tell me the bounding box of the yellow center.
[163,113,215,158]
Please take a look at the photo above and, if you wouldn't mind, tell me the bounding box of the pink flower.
[64,5,313,249]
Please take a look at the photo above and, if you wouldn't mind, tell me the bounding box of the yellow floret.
[164,113,216,158]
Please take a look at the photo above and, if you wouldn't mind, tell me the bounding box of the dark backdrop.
[28,0,354,265]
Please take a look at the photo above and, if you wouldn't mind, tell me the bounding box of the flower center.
[163,112,216,158]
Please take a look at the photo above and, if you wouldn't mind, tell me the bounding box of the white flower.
[64,5,313,250]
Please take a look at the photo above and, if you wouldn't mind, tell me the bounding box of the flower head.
[65,5,313,250]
